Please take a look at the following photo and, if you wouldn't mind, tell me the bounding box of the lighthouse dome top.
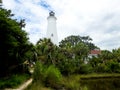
[49,11,55,16]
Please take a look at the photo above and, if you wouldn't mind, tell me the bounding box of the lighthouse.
[46,11,58,45]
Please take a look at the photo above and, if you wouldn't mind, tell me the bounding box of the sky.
[2,0,120,50]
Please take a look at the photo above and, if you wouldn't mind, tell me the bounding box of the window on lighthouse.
[51,33,53,37]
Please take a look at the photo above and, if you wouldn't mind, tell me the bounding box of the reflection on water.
[80,78,120,90]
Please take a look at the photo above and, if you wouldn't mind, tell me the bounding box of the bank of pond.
[1,73,120,90]
[25,74,120,90]
[80,74,120,90]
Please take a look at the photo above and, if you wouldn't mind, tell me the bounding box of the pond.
[80,78,120,90]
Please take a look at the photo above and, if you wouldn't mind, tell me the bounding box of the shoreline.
[80,73,120,80]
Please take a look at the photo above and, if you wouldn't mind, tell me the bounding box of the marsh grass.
[80,73,120,79]
[27,74,81,90]
[26,73,120,90]
[62,74,81,90]
[25,81,52,90]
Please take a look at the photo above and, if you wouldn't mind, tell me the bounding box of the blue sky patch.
[14,0,21,4]
[39,0,53,11]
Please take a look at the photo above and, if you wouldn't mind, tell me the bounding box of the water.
[80,78,120,90]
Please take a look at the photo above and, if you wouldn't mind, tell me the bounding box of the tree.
[36,38,58,65]
[112,48,120,62]
[0,8,31,77]
[0,0,2,5]
[59,35,96,62]
[58,35,96,74]
[59,35,97,50]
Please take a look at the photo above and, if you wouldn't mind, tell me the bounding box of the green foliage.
[36,38,57,65]
[0,7,33,76]
[0,0,2,6]
[35,35,120,76]
[57,35,95,75]
[95,63,108,73]
[33,62,62,89]
[44,65,62,88]
[88,48,120,73]
[62,75,81,90]
[0,74,30,89]
[25,82,52,90]
[59,35,97,50]
[106,60,120,73]
[35,36,99,76]
[61,59,77,75]
[33,61,45,82]
[79,63,93,74]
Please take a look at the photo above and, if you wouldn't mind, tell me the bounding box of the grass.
[62,74,81,90]
[25,74,80,90]
[25,73,120,90]
[25,75,81,90]
[80,73,120,79]
[25,81,52,90]
[0,74,30,89]
[61,73,120,90]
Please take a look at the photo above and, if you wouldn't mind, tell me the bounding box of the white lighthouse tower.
[47,11,58,45]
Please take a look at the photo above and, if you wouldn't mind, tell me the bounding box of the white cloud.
[2,0,120,50]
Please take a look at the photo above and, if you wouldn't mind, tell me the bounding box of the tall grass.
[33,61,45,82]
[62,74,81,90]
[32,61,62,89]
[44,65,62,88]
[25,82,52,90]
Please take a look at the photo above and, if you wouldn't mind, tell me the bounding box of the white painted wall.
[47,13,58,45]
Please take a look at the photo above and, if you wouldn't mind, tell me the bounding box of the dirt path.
[5,78,33,90]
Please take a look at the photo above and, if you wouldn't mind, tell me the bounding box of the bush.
[33,61,45,82]
[44,65,62,88]
[79,64,93,74]
[62,75,81,90]
[33,62,62,89]
[25,82,52,90]
[0,74,29,89]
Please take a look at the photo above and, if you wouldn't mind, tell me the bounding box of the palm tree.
[36,38,57,65]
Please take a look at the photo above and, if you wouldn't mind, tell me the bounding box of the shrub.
[44,65,62,88]
[62,75,81,90]
[79,64,93,74]
[0,74,29,89]
[33,62,62,89]
[33,61,45,82]
[25,82,52,90]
